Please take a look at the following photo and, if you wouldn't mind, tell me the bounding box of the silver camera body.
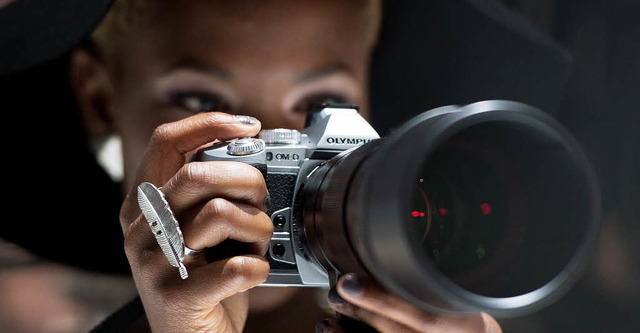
[194,105,380,287]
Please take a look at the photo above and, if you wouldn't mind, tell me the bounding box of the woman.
[70,0,502,332]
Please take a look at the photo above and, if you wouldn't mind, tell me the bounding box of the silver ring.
[137,181,195,279]
[184,245,202,257]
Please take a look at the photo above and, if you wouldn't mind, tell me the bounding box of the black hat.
[0,0,113,75]
[0,0,130,276]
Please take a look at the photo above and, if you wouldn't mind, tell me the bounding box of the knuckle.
[258,213,275,239]
[258,212,274,246]
[148,123,176,147]
[249,168,268,194]
[223,256,269,283]
[209,197,232,215]
[178,162,212,187]
[204,197,234,223]
[246,165,266,183]
[481,313,503,333]
[222,256,251,282]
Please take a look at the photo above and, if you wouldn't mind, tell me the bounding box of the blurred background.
[494,1,640,331]
[0,0,638,332]
[370,1,639,331]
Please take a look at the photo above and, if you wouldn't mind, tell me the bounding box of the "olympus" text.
[325,137,375,145]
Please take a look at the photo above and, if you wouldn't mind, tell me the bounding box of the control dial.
[227,138,265,156]
[259,129,302,145]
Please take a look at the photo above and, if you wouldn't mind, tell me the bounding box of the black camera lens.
[407,119,593,300]
[302,100,600,317]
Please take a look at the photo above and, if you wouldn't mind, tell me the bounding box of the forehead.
[127,0,379,68]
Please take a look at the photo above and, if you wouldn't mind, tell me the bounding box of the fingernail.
[315,319,330,333]
[234,115,258,125]
[328,287,345,306]
[341,273,362,296]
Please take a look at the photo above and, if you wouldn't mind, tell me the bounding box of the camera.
[194,100,600,318]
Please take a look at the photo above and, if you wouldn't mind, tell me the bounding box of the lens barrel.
[301,100,601,317]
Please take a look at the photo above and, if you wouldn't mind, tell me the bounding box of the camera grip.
[264,172,296,215]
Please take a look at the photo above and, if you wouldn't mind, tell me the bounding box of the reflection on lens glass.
[404,120,593,299]
[411,142,514,295]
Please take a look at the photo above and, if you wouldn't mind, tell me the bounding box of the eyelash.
[292,93,350,114]
[169,91,350,114]
[169,91,231,113]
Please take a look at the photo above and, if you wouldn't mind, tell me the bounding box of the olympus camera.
[194,101,600,318]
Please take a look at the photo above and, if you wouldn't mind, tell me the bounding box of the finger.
[332,273,503,333]
[164,160,269,214]
[124,207,270,298]
[181,198,273,256]
[328,286,415,333]
[124,213,173,276]
[132,253,269,325]
[121,112,261,229]
[182,254,271,307]
[141,112,261,184]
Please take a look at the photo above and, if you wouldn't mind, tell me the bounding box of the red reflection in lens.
[419,188,432,242]
[480,202,492,215]
[438,207,448,216]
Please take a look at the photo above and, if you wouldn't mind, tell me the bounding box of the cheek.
[108,97,158,182]
[112,97,156,145]
[117,115,154,188]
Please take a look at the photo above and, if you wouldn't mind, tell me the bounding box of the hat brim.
[0,0,113,75]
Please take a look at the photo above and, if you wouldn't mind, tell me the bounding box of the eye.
[292,93,350,114]
[169,91,231,113]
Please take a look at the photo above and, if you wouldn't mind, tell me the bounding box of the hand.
[119,112,273,333]
[319,273,503,333]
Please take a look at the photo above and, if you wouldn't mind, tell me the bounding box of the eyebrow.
[167,58,232,79]
[168,59,352,82]
[295,63,353,83]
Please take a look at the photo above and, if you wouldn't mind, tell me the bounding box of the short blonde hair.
[89,0,153,73]
[90,0,382,72]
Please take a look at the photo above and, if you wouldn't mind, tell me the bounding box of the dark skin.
[71,0,502,331]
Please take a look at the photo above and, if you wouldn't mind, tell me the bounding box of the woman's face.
[104,0,380,189]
